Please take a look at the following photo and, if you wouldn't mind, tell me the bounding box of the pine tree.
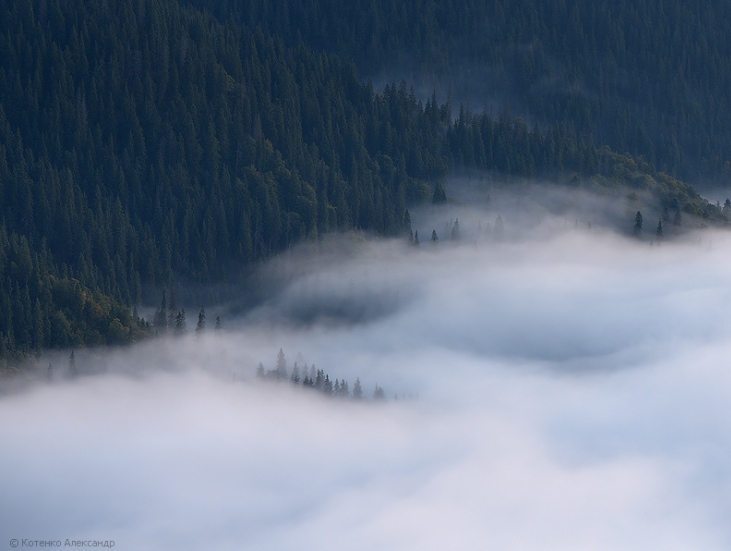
[656,219,663,240]
[451,218,461,240]
[352,377,363,399]
[168,291,178,328]
[195,308,206,335]
[175,309,187,334]
[634,211,643,236]
[432,181,447,204]
[214,316,222,332]
[373,384,385,400]
[276,348,287,378]
[154,291,168,334]
[67,350,78,378]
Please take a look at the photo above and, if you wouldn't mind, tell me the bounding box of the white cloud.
[2,218,731,550]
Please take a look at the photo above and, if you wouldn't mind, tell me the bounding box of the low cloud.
[2,211,731,550]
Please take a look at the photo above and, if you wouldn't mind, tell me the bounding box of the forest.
[0,0,729,363]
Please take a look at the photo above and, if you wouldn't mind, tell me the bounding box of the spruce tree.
[451,218,461,240]
[195,308,206,335]
[634,211,643,236]
[432,181,447,204]
[67,350,78,379]
[175,309,187,334]
[276,348,287,378]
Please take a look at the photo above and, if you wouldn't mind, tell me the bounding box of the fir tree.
[451,218,461,240]
[67,350,78,378]
[634,211,644,236]
[195,308,206,335]
[276,348,287,378]
[154,291,168,334]
[373,384,386,401]
[432,181,447,204]
[175,309,187,335]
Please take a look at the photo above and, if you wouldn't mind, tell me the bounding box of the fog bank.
[2,222,731,550]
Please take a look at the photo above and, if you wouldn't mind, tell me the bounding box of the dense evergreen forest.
[197,0,731,183]
[0,0,728,362]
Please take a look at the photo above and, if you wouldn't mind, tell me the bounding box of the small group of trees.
[409,215,505,248]
[256,348,386,401]
[634,206,688,242]
[45,350,79,382]
[152,291,221,337]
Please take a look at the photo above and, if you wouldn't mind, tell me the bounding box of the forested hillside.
[196,0,731,183]
[0,0,726,361]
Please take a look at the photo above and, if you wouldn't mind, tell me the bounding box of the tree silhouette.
[634,211,643,236]
[67,350,78,378]
[451,218,461,240]
[432,181,447,204]
[195,308,206,335]
[276,348,287,378]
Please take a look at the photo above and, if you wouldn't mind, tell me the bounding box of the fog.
[2,203,731,550]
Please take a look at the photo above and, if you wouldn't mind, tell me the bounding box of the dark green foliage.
[174,308,187,334]
[195,308,206,335]
[196,0,731,182]
[432,181,447,204]
[0,0,728,360]
[67,350,77,379]
[634,212,644,236]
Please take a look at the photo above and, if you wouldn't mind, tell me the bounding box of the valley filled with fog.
[3,196,731,551]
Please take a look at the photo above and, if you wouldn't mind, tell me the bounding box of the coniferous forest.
[1,0,731,361]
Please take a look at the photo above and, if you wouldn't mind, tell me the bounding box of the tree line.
[0,0,727,362]
[256,348,388,401]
